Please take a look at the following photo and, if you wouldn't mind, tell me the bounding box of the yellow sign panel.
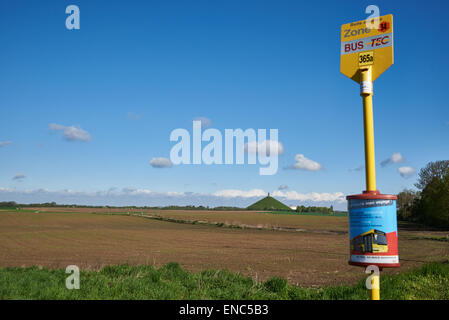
[340,14,393,83]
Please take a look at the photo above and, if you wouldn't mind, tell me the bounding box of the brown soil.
[0,209,448,287]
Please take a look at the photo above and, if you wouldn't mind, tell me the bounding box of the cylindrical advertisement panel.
[346,191,400,268]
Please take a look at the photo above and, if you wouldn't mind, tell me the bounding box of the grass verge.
[1,261,448,300]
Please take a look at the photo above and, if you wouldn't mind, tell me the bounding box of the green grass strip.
[1,261,448,300]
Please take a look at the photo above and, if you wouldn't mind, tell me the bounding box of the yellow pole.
[361,67,380,300]
[370,273,380,300]
[360,67,377,192]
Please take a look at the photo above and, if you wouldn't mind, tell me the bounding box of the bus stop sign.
[340,14,394,83]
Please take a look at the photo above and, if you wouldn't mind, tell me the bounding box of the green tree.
[0,201,17,207]
[418,174,449,228]
[410,160,449,228]
[396,189,418,220]
[415,160,449,190]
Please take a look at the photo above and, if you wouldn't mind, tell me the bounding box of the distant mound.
[247,195,292,211]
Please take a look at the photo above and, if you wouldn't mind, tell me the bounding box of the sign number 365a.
[359,51,374,66]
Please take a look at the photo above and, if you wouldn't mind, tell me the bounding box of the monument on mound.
[247,193,292,211]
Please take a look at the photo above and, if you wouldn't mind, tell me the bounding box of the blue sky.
[1,0,448,210]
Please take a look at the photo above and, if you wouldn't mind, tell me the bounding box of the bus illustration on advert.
[351,229,388,254]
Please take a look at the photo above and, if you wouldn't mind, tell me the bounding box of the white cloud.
[127,112,141,120]
[149,157,173,168]
[193,117,212,128]
[381,152,404,167]
[12,174,26,181]
[213,189,266,198]
[49,123,91,142]
[278,184,288,190]
[350,165,364,172]
[0,187,348,210]
[0,141,12,147]
[244,140,284,156]
[287,154,323,171]
[272,190,346,203]
[121,187,182,196]
[213,189,345,203]
[398,166,416,178]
